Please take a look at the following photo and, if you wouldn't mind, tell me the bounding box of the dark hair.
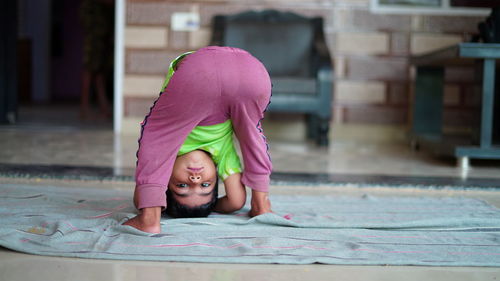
[164,177,219,218]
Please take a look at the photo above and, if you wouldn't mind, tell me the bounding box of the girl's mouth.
[187,167,204,172]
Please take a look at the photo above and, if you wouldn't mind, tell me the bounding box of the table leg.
[412,66,444,138]
[455,57,500,161]
[480,58,495,149]
[458,156,470,171]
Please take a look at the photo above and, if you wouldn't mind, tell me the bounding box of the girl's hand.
[123,207,162,234]
[249,190,272,217]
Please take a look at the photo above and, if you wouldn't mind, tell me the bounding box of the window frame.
[370,0,490,15]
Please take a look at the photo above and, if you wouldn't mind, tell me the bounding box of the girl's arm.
[228,69,273,216]
[214,173,246,213]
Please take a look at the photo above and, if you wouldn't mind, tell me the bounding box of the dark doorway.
[0,1,18,124]
[7,0,115,129]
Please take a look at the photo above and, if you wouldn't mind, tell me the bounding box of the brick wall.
[122,0,483,140]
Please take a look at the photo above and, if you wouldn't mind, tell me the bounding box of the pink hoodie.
[134,46,272,209]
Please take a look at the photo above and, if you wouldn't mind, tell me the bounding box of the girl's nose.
[189,175,201,183]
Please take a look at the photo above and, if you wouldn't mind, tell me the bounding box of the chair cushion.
[271,77,317,96]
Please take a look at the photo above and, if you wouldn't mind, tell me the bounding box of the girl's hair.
[164,176,219,218]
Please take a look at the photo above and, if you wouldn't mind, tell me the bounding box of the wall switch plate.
[171,12,200,31]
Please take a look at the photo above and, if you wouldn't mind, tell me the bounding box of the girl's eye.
[201,183,211,188]
[176,183,188,188]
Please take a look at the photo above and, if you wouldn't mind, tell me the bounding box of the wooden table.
[410,43,500,169]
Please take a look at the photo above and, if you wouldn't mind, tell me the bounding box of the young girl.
[124,46,273,233]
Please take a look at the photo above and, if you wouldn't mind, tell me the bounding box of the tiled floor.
[4,104,500,180]
[2,125,500,180]
[1,106,500,280]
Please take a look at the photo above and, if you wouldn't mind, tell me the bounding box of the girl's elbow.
[230,197,246,211]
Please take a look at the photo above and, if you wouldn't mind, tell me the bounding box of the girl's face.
[168,150,217,207]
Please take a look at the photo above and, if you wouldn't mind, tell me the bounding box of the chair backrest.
[212,10,316,77]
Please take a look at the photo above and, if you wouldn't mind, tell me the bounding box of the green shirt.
[161,52,242,180]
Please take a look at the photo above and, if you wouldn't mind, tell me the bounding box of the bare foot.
[249,190,272,217]
[123,207,161,234]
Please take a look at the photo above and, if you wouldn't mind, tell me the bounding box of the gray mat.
[1,184,500,266]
